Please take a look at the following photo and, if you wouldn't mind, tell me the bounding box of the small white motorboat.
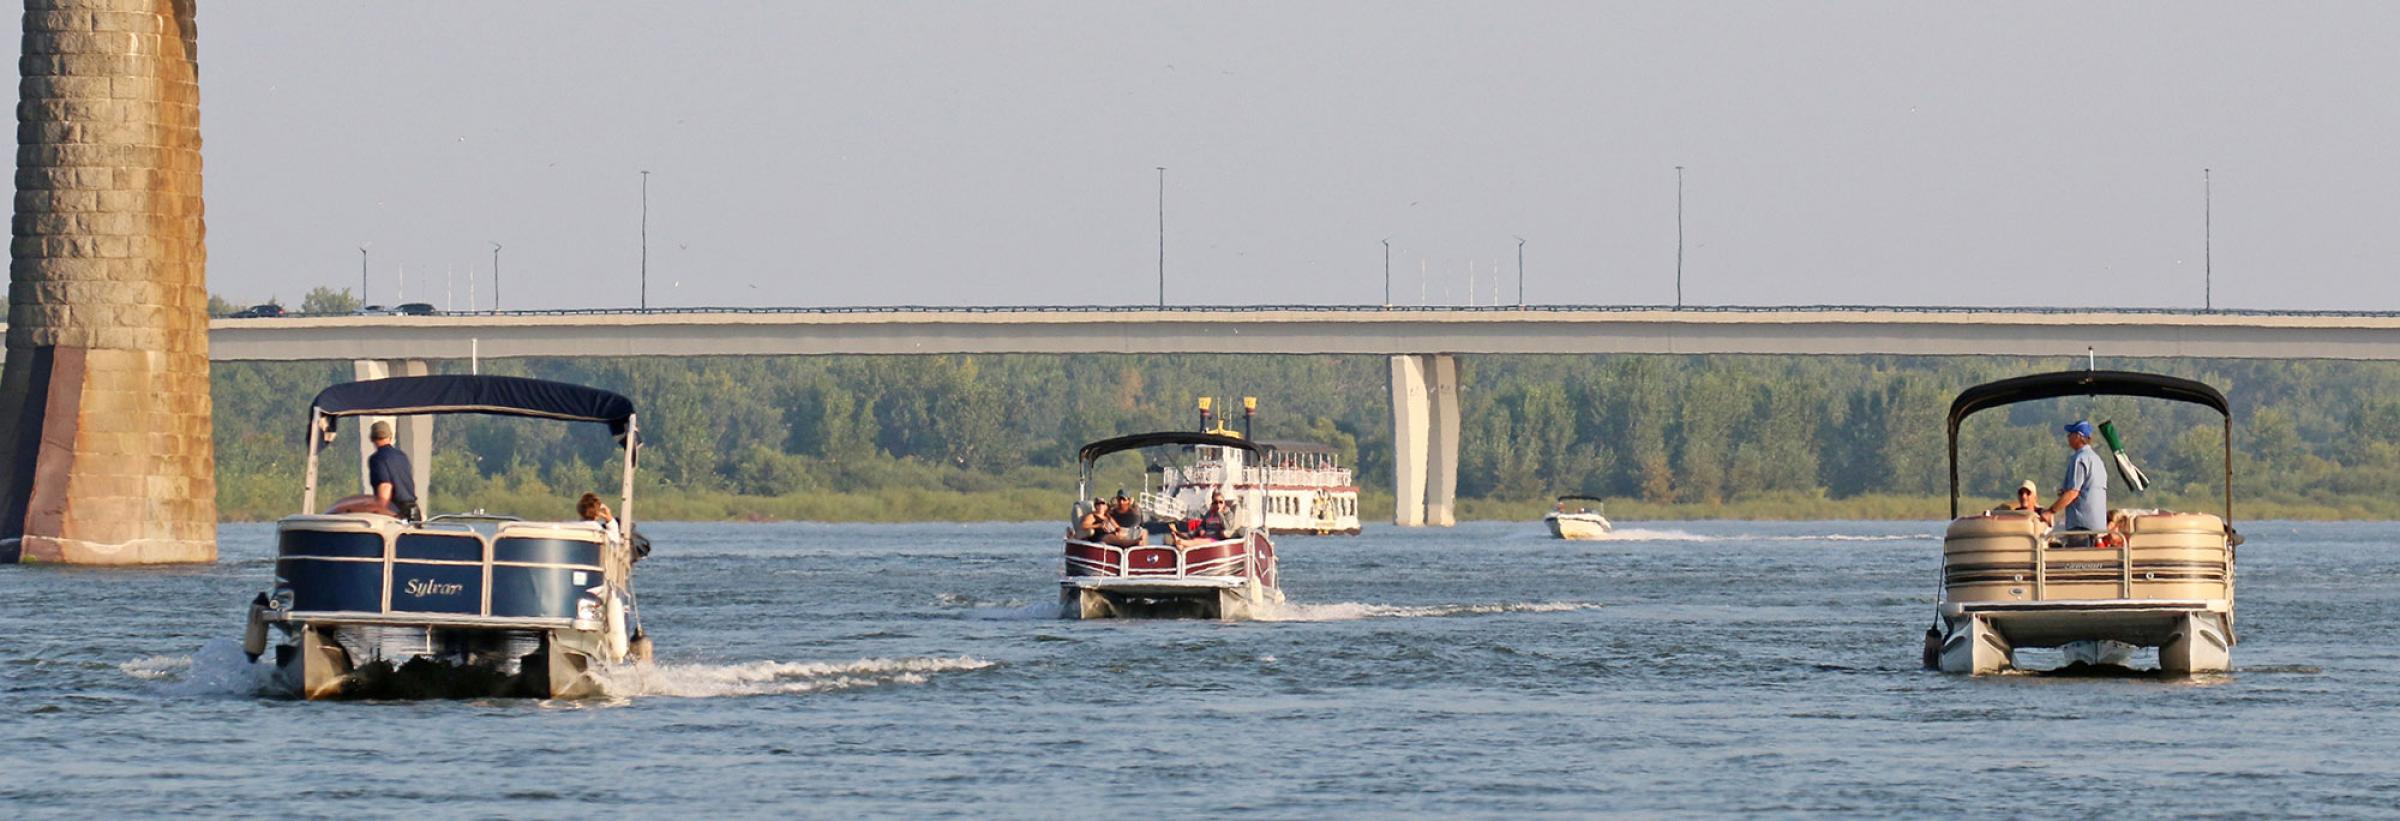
[1543,495,1613,539]
[1925,370,2239,676]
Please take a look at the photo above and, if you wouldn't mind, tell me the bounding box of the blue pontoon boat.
[241,375,650,699]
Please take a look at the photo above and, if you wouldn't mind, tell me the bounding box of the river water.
[4,520,2396,817]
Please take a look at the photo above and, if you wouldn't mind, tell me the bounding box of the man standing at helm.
[2047,420,2109,536]
[367,420,421,521]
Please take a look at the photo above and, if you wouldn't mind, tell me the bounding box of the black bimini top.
[311,375,636,438]
[1945,370,2233,520]
[1078,431,1260,466]
[1947,370,2229,440]
[1556,495,1606,504]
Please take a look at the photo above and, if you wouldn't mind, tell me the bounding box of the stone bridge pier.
[1388,354,1460,527]
[0,1,211,564]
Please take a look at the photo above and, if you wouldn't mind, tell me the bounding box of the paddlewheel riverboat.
[240,375,652,699]
[1924,371,2240,675]
[1155,398,1361,535]
[1061,431,1282,620]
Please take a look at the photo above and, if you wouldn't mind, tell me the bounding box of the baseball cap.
[369,420,393,440]
[2018,480,2038,494]
[2063,420,2095,437]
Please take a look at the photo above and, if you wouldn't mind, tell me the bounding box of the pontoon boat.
[1925,371,2240,675]
[1061,431,1282,620]
[241,375,651,699]
[1543,496,1613,539]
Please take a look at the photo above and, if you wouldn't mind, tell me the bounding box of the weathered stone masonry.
[0,0,213,563]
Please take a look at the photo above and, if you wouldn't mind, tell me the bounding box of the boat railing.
[1942,513,2231,605]
[1140,491,1185,520]
[1063,535,1253,579]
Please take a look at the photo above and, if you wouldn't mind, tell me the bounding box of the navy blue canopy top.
[311,375,636,437]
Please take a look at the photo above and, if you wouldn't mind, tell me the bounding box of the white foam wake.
[123,639,275,697]
[591,656,995,698]
[1582,527,1711,541]
[1252,600,1598,622]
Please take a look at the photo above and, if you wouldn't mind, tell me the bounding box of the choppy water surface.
[7,520,2399,816]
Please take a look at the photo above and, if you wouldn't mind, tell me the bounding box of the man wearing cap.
[367,420,421,521]
[2047,420,2108,534]
[2003,479,2050,522]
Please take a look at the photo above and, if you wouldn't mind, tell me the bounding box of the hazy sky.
[20,2,2400,310]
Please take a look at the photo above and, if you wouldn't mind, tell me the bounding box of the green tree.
[300,286,361,315]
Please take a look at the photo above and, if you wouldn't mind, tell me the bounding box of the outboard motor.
[243,592,272,662]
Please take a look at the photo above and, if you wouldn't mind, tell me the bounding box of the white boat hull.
[1544,513,1612,540]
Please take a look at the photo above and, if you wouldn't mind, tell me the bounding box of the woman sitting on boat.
[1172,494,1234,546]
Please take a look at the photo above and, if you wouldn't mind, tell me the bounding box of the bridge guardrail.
[222,304,2400,320]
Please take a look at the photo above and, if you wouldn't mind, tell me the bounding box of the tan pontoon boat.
[1925,371,2240,675]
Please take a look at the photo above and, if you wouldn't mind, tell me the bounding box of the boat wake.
[1585,528,1711,542]
[590,656,995,698]
[1253,600,1599,622]
[123,639,274,697]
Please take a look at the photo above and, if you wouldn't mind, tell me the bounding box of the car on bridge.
[396,302,438,316]
[227,303,285,319]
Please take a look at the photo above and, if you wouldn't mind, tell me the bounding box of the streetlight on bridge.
[490,241,503,312]
[1156,166,1166,307]
[1514,235,1526,308]
[358,243,371,306]
[1675,165,1686,310]
[640,170,651,312]
[1382,237,1392,308]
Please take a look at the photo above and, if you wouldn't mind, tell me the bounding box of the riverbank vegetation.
[200,353,2400,522]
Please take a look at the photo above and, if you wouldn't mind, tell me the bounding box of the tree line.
[192,347,2400,520]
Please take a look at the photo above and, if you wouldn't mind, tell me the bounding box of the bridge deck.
[13,306,2400,361]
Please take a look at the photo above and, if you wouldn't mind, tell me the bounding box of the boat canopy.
[1945,370,2231,519]
[1556,495,1606,504]
[1078,431,1260,466]
[311,375,637,439]
[1257,440,1338,454]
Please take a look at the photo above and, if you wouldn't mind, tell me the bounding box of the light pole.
[639,170,651,311]
[490,242,503,312]
[2203,167,2213,312]
[1513,235,1526,308]
[358,243,371,306]
[1381,237,1392,307]
[1675,165,1685,309]
[1155,166,1166,307]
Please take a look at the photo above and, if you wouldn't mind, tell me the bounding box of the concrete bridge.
[137,304,2400,527]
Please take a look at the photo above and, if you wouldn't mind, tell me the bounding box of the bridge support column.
[0,2,211,564]
[1388,354,1459,527]
[352,359,432,509]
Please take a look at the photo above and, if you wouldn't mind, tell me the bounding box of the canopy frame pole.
[619,414,638,531]
[302,409,324,514]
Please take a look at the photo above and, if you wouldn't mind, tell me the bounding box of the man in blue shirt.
[366,420,420,521]
[2046,420,2109,533]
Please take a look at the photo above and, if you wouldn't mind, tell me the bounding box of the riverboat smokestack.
[1196,397,1213,432]
[1242,397,1257,440]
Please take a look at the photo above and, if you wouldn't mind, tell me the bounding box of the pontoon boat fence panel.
[1943,370,2233,520]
